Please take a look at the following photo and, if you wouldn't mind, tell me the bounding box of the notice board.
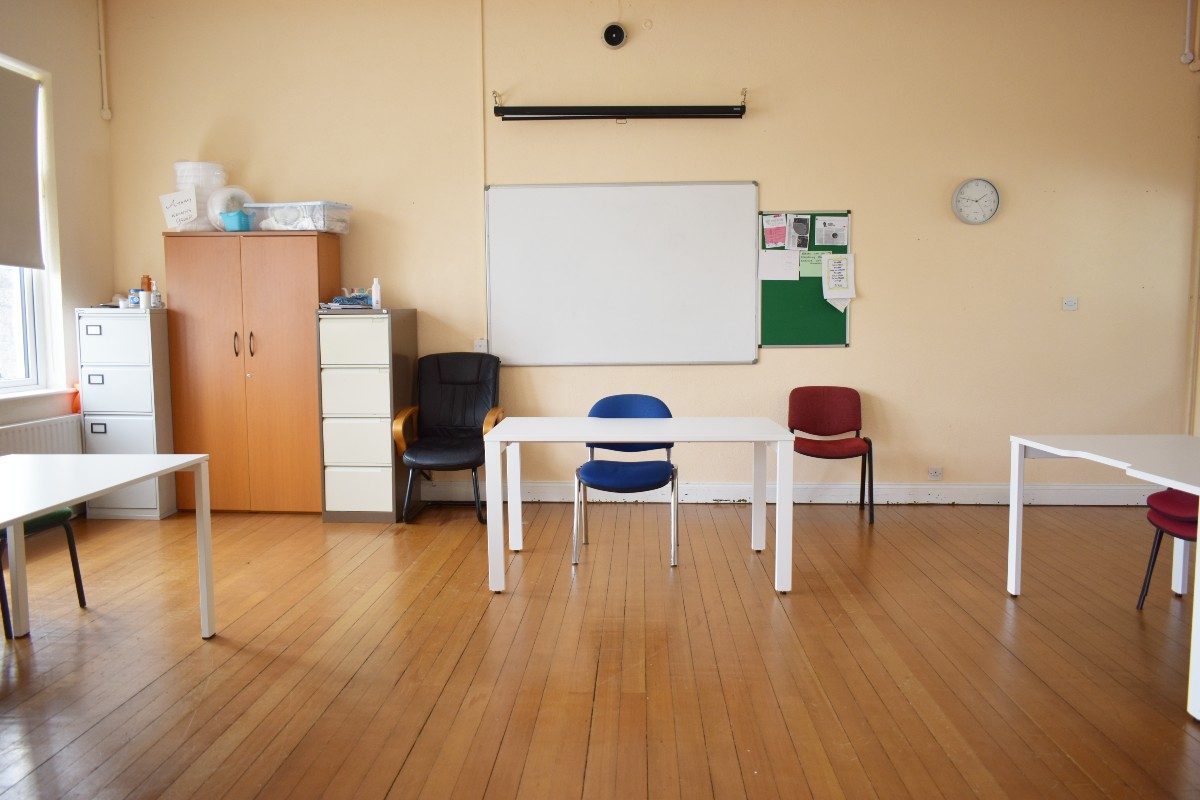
[760,210,850,347]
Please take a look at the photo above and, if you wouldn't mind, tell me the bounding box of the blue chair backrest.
[587,393,673,454]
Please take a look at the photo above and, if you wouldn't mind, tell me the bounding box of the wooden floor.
[1,502,1198,798]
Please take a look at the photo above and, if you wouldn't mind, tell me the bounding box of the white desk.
[0,453,215,639]
[1008,434,1200,719]
[483,417,795,593]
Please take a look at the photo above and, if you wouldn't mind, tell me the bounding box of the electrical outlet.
[1062,296,1079,311]
[928,466,943,481]
[473,338,488,353]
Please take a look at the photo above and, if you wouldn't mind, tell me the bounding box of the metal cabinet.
[76,308,176,519]
[317,310,417,521]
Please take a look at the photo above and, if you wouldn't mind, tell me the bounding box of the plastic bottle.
[150,279,165,309]
[140,274,152,291]
[371,277,382,310]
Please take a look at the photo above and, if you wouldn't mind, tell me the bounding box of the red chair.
[1137,488,1199,610]
[788,386,874,524]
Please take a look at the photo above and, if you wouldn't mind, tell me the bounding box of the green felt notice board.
[760,210,850,347]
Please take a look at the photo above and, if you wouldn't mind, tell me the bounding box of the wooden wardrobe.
[165,232,341,512]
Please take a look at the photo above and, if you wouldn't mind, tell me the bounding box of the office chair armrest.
[482,406,506,435]
[392,406,419,454]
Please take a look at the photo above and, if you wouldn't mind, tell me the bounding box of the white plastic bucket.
[173,162,226,230]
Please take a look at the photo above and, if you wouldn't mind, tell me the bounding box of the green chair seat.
[16,508,73,536]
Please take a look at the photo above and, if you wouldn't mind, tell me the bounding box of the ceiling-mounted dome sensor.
[603,23,626,49]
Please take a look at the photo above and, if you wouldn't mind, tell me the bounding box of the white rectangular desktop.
[1008,434,1200,719]
[483,417,796,593]
[0,453,215,639]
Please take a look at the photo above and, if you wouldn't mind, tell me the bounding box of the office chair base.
[401,467,487,525]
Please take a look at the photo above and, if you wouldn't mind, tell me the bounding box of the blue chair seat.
[578,460,673,493]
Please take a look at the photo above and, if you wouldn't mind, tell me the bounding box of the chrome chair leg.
[670,467,679,567]
[572,472,582,565]
[581,485,589,545]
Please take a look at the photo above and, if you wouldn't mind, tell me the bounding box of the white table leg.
[506,443,523,551]
[193,462,216,639]
[775,441,793,593]
[751,442,767,551]
[1190,495,1200,720]
[1007,441,1026,596]
[6,521,28,638]
[485,440,505,592]
[1173,539,1191,596]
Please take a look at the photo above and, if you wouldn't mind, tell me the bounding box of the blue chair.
[573,394,679,567]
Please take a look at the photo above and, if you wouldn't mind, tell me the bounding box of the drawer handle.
[90,422,107,434]
[87,373,104,385]
[84,324,102,336]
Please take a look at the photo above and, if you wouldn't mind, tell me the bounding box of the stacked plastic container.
[173,162,226,231]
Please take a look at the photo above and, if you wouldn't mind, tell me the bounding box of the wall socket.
[473,338,488,353]
[1062,296,1079,311]
[928,466,943,481]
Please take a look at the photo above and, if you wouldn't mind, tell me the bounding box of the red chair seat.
[1147,489,1199,521]
[1147,508,1198,541]
[793,436,869,460]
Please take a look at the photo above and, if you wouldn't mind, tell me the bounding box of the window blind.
[0,67,43,270]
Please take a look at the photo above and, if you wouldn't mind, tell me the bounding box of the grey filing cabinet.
[76,308,176,519]
[318,309,417,521]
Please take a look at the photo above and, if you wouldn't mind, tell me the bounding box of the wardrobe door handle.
[249,331,255,357]
[233,331,240,356]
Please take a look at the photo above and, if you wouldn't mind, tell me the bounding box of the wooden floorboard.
[2,502,1200,798]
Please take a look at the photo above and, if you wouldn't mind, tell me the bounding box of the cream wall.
[1,0,114,417]
[105,0,1199,489]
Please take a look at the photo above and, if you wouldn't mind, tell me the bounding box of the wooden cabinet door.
[239,236,324,512]
[165,236,252,510]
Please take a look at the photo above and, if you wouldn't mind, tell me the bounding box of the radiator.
[0,414,82,456]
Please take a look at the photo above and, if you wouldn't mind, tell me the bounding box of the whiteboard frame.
[484,181,760,367]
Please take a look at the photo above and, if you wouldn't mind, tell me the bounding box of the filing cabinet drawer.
[82,415,158,509]
[321,368,391,416]
[77,316,150,365]
[82,414,157,453]
[322,417,394,465]
[319,317,391,365]
[324,467,393,512]
[78,366,154,413]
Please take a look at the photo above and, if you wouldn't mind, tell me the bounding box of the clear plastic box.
[244,201,351,234]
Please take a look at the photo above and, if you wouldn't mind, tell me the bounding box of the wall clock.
[952,178,999,224]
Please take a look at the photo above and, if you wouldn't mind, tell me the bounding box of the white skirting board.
[418,480,1154,506]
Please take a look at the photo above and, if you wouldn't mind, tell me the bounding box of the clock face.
[952,178,999,224]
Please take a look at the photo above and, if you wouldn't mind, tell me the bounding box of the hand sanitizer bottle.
[371,277,382,310]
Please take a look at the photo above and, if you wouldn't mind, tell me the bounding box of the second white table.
[483,416,796,593]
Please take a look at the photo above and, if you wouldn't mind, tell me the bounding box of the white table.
[483,417,795,593]
[0,453,215,639]
[1008,434,1200,719]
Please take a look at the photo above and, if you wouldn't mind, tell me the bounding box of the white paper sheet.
[758,248,801,280]
[822,253,856,310]
[786,213,811,251]
[159,188,197,229]
[814,215,848,247]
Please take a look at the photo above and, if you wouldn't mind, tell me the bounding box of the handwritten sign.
[159,188,197,229]
[822,253,855,312]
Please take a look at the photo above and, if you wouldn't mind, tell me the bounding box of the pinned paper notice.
[822,253,855,311]
[798,252,825,277]
[762,214,787,249]
[758,248,800,280]
[159,188,198,229]
[786,213,811,251]
[814,215,848,246]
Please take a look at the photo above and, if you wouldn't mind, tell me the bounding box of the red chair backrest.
[788,386,862,437]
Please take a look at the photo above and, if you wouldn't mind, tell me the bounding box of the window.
[0,53,51,395]
[0,266,39,389]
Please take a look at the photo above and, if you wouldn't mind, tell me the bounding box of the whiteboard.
[485,182,759,365]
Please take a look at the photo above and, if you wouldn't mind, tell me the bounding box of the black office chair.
[0,508,87,639]
[392,353,503,523]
